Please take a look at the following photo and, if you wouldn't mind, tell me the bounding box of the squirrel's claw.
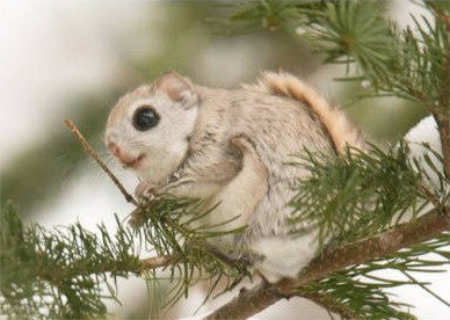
[134,179,156,200]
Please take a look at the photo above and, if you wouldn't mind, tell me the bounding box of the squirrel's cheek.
[134,159,155,179]
[133,155,169,181]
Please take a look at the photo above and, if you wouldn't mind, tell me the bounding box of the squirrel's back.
[243,71,366,155]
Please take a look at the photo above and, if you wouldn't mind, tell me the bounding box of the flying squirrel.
[105,71,365,282]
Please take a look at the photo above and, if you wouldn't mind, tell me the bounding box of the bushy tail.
[243,71,366,155]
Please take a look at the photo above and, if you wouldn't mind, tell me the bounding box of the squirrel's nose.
[107,141,145,168]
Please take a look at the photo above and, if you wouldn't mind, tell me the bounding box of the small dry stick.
[65,119,178,272]
[64,119,138,206]
[140,254,176,271]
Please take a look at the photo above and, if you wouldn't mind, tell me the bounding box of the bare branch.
[64,119,138,206]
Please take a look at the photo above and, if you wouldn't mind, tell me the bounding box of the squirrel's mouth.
[123,154,146,169]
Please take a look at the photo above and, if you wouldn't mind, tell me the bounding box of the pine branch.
[219,1,450,176]
[0,202,234,318]
[0,204,142,319]
[206,207,449,320]
[207,4,450,315]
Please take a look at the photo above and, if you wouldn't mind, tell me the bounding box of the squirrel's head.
[105,71,199,181]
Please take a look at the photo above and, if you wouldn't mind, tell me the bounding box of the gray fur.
[105,72,353,281]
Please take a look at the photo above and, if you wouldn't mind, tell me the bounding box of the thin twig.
[64,119,138,206]
[140,254,176,271]
[417,182,443,211]
[428,2,450,31]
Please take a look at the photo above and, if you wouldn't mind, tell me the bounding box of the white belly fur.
[250,230,319,282]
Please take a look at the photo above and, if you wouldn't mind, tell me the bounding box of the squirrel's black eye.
[132,107,160,131]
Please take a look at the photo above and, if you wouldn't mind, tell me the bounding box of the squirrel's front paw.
[134,180,157,200]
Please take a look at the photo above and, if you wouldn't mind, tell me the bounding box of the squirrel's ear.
[153,71,198,108]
